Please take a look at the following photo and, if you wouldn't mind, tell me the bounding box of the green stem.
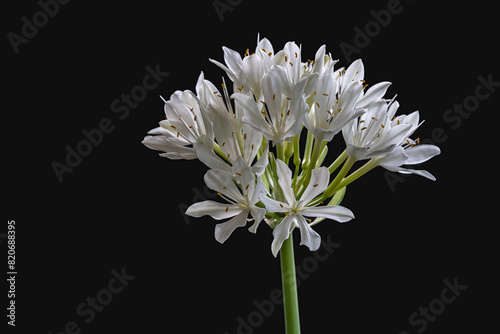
[323,156,355,199]
[335,158,378,190]
[328,150,348,174]
[280,233,301,334]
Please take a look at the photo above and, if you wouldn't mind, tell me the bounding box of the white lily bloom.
[343,99,416,161]
[303,72,365,143]
[193,75,269,174]
[232,65,309,144]
[259,160,354,257]
[186,159,267,243]
[142,73,213,160]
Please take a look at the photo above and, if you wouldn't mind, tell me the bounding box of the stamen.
[251,144,254,150]
[237,85,244,92]
[273,94,275,100]
[289,62,294,66]
[323,93,329,96]
[244,49,249,57]
[217,192,222,196]
[177,132,180,137]
[222,142,226,146]
[235,172,242,176]
[313,184,319,187]
[280,203,284,208]
[316,102,320,108]
[360,127,367,130]
[244,133,247,140]
[268,52,272,57]
[246,184,249,190]
[295,52,298,58]
[225,207,229,212]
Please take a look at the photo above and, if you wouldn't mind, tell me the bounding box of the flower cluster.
[143,37,440,257]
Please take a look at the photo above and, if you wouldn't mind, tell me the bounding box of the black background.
[2,0,497,333]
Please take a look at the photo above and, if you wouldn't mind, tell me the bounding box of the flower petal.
[404,145,441,165]
[259,194,290,213]
[296,215,321,252]
[248,207,266,233]
[301,205,355,223]
[215,210,249,244]
[299,167,330,205]
[204,169,245,203]
[186,201,243,220]
[271,215,295,257]
[275,159,295,205]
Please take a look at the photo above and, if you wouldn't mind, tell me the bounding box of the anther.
[313,184,318,187]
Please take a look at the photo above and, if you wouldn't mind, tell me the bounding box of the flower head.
[185,158,267,243]
[260,160,354,257]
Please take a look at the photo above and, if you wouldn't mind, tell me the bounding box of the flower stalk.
[280,232,301,334]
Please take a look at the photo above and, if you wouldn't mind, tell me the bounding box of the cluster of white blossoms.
[143,37,440,257]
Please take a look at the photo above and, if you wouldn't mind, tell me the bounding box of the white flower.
[303,72,365,143]
[185,159,267,243]
[232,65,309,144]
[343,98,441,179]
[260,160,354,257]
[343,99,415,161]
[373,144,441,180]
[193,75,269,174]
[142,73,213,159]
